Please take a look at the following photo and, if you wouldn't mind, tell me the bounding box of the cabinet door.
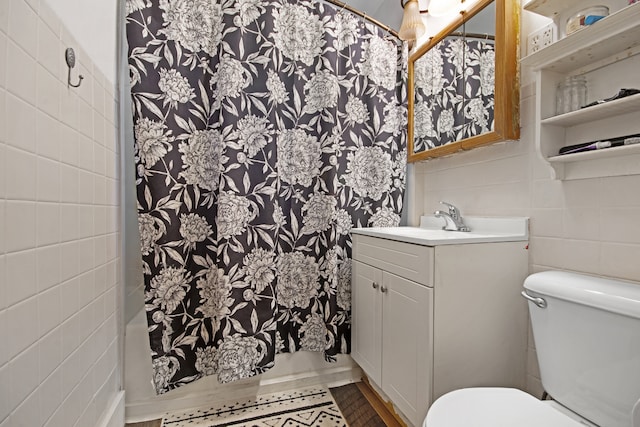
[382,271,433,427]
[351,260,383,385]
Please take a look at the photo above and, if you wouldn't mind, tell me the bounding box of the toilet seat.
[424,388,588,427]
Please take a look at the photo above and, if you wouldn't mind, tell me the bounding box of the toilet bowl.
[423,271,640,427]
[423,388,593,427]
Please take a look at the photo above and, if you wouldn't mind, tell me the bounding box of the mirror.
[407,0,520,161]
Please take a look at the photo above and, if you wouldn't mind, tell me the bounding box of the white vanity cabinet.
[351,233,529,427]
[352,238,434,427]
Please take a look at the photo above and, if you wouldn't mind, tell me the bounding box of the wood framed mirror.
[407,0,520,162]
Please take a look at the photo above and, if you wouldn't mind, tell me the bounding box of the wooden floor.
[126,420,162,427]
[330,382,404,427]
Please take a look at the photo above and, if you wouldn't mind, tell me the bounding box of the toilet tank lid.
[524,271,640,319]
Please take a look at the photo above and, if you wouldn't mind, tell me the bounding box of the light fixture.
[399,0,426,42]
[428,0,463,17]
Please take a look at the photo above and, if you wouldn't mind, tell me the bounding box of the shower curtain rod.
[322,0,400,39]
[448,31,495,40]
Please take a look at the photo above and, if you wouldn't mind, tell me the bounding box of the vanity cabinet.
[351,234,528,427]
[352,261,433,424]
[521,3,640,180]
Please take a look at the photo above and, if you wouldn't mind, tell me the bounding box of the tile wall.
[0,0,122,426]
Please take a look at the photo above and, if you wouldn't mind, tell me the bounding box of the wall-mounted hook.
[65,48,84,88]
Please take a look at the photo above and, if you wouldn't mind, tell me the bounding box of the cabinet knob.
[380,285,387,293]
[372,282,379,289]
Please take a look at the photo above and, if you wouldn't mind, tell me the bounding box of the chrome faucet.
[434,201,471,232]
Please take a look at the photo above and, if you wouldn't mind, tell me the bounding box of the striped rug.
[161,386,347,427]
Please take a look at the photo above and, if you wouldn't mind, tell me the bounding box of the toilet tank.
[524,271,640,427]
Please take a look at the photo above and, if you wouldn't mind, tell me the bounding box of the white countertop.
[351,216,529,246]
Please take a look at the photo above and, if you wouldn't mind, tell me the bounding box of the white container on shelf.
[565,6,609,35]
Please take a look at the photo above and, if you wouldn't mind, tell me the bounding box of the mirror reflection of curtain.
[126,0,407,394]
[413,38,495,151]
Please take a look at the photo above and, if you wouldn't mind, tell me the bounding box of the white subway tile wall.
[0,0,121,426]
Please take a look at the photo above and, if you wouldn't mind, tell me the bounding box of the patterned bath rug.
[162,386,347,427]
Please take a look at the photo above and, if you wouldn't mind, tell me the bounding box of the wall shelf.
[548,143,640,163]
[523,0,582,18]
[521,4,640,73]
[541,93,640,125]
[546,144,640,181]
[522,2,640,180]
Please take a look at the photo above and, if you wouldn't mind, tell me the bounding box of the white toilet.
[424,271,640,427]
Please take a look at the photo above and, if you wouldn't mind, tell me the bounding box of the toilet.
[423,271,640,427]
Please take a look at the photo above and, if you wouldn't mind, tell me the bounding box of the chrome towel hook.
[65,48,84,88]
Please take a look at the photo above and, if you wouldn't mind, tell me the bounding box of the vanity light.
[399,0,427,41]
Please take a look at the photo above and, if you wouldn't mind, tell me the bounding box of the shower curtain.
[126,0,407,393]
[413,38,494,152]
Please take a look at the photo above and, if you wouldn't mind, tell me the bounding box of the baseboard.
[98,390,125,427]
[125,365,362,423]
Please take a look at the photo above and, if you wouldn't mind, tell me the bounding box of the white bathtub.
[124,309,361,422]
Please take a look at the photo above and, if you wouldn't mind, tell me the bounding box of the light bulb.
[428,0,462,17]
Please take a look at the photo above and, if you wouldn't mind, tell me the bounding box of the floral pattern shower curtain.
[413,38,494,152]
[126,0,407,393]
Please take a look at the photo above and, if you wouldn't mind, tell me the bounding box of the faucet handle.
[439,201,460,218]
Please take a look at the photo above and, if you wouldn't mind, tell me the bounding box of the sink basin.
[351,216,529,246]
